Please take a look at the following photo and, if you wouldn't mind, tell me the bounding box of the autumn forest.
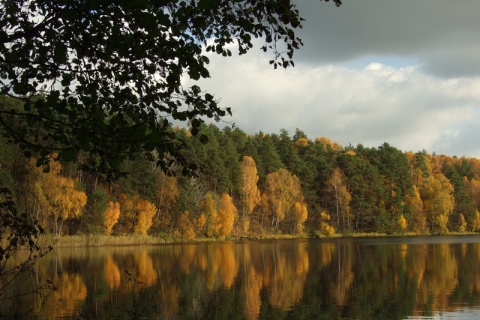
[2,118,480,240]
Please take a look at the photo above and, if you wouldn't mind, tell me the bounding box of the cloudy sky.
[194,0,480,157]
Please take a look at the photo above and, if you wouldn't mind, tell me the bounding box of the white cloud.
[194,49,480,158]
[183,0,480,159]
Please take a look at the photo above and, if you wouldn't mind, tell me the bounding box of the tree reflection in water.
[4,236,480,319]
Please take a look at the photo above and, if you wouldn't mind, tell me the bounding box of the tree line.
[2,118,480,238]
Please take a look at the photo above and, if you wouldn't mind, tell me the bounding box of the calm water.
[3,236,480,319]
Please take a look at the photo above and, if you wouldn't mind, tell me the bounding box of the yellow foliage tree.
[472,210,480,232]
[201,193,220,237]
[405,185,427,233]
[175,211,196,240]
[294,137,309,149]
[421,173,454,233]
[264,168,305,231]
[319,211,335,236]
[397,214,407,233]
[291,202,308,234]
[49,175,87,235]
[26,158,87,235]
[239,156,261,220]
[327,167,352,230]
[315,137,343,151]
[255,193,271,233]
[133,197,157,235]
[217,193,238,237]
[103,201,121,235]
[195,213,207,236]
[435,214,449,235]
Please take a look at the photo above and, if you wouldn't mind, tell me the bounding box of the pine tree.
[255,133,284,186]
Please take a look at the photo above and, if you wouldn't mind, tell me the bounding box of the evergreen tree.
[301,140,333,232]
[443,161,475,230]
[218,130,242,196]
[337,149,383,232]
[254,133,284,186]
[224,127,248,156]
[366,143,414,230]
[292,134,317,211]
[276,129,304,175]
[116,156,157,201]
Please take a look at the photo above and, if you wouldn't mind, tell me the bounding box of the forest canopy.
[2,122,480,238]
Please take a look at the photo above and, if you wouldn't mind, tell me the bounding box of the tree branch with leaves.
[0,0,341,175]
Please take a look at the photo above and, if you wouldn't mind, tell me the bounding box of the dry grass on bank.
[37,231,478,248]
[38,234,172,248]
[38,233,309,248]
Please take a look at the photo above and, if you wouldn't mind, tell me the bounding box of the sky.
[192,0,480,158]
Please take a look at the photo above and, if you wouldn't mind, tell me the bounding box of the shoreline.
[37,232,480,248]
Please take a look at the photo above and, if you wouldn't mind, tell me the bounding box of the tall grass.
[37,230,474,248]
[38,234,172,248]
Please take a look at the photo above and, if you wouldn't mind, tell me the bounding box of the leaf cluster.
[0,0,341,176]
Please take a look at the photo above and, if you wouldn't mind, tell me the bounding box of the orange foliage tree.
[133,197,157,235]
[103,201,121,235]
[217,193,238,237]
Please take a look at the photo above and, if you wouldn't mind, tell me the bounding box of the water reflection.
[3,236,480,319]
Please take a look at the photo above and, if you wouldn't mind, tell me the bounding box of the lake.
[3,236,480,319]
